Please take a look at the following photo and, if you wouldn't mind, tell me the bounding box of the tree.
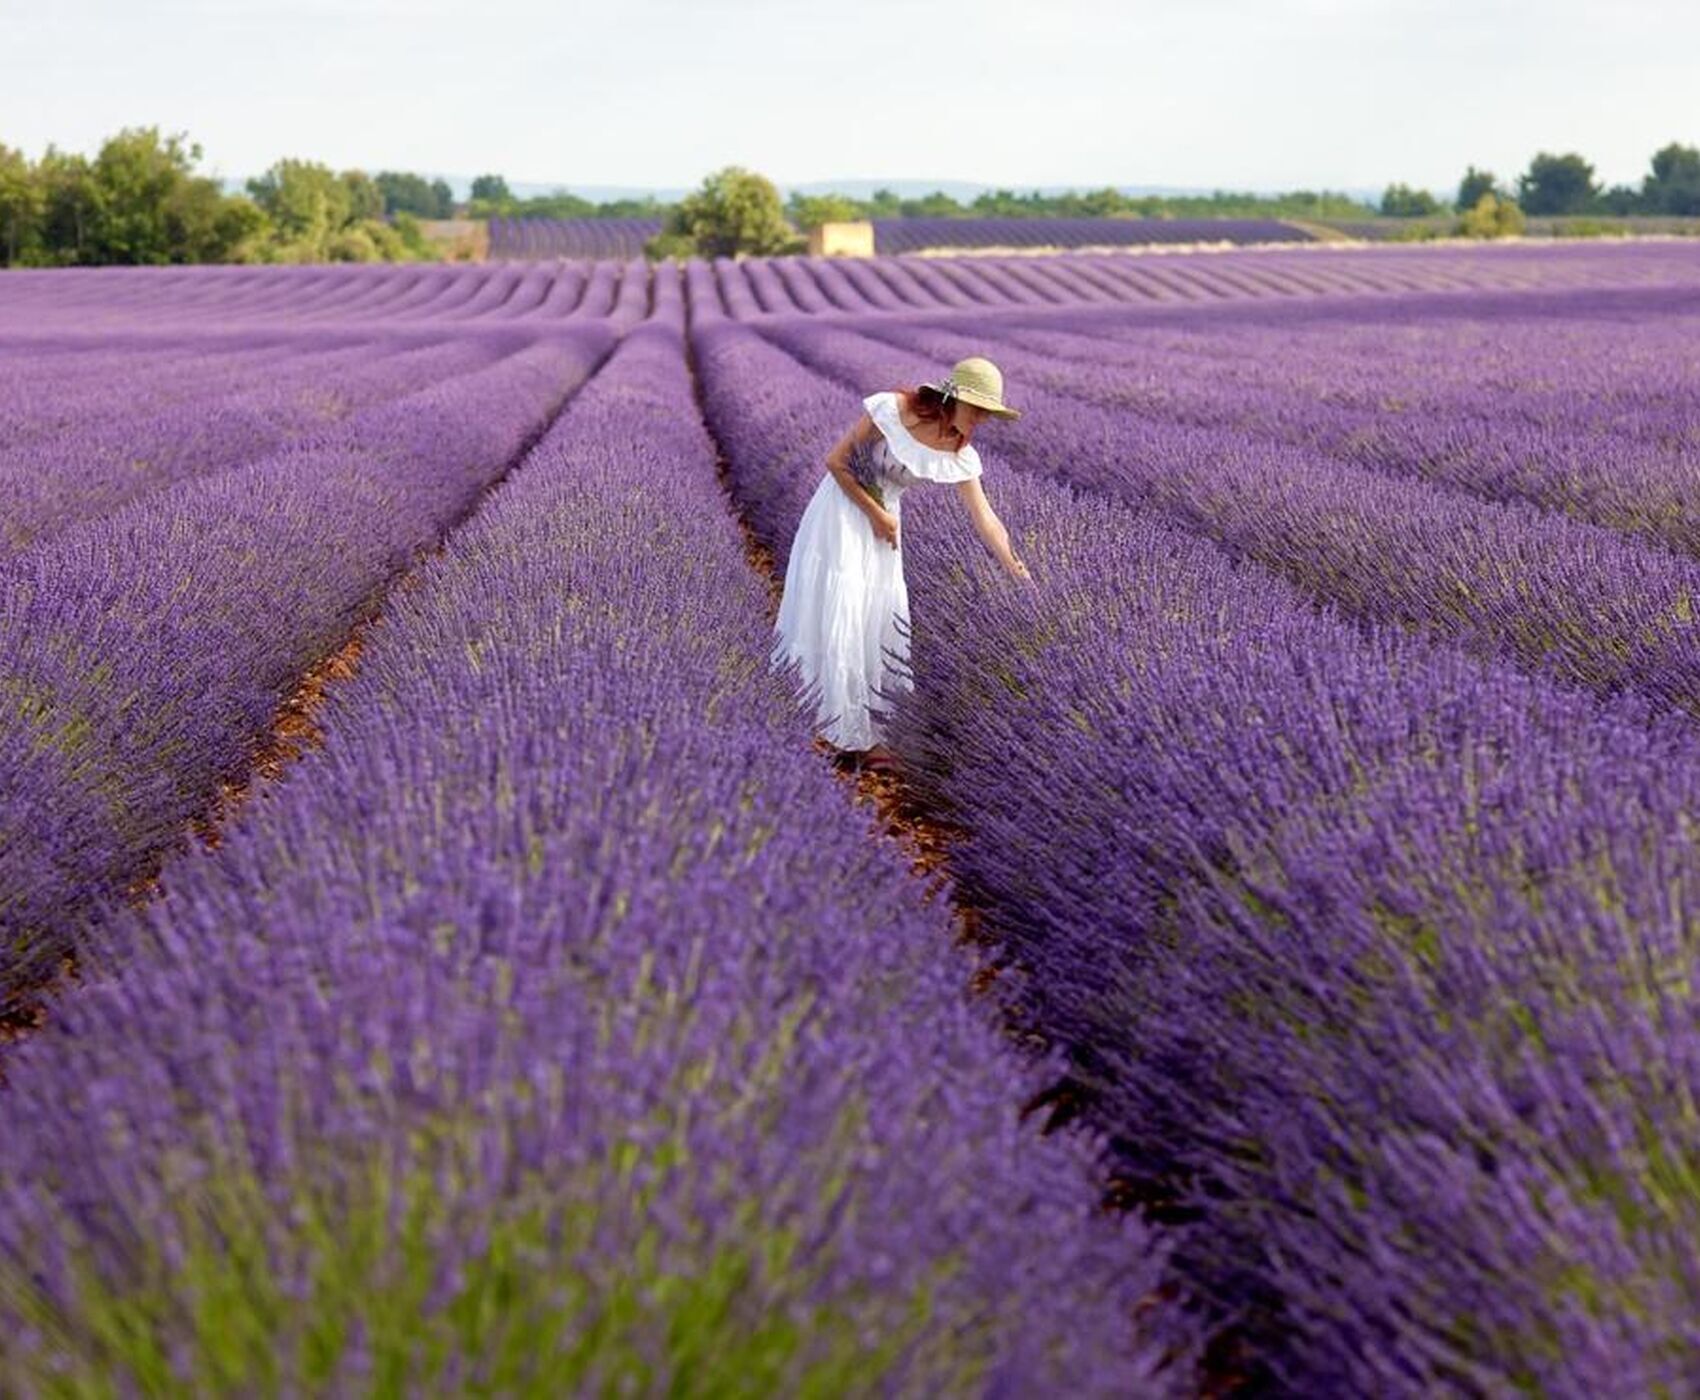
[470,173,511,203]
[865,187,903,218]
[385,210,435,258]
[594,195,666,218]
[247,159,355,258]
[489,190,593,218]
[0,125,440,266]
[1455,166,1498,212]
[163,165,268,262]
[1598,184,1644,216]
[1075,185,1132,218]
[84,127,200,263]
[0,143,44,265]
[375,170,449,218]
[900,190,967,218]
[1379,182,1443,217]
[245,159,441,262]
[80,126,251,265]
[1516,152,1598,215]
[36,147,97,265]
[645,166,803,259]
[1,129,258,267]
[341,169,385,222]
[1458,191,1525,239]
[1645,141,1700,215]
[971,187,1037,217]
[786,192,863,229]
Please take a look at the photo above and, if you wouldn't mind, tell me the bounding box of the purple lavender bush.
[0,261,649,335]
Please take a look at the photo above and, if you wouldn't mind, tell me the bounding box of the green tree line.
[7,127,1695,268]
[0,126,474,267]
[465,174,667,221]
[1381,141,1700,218]
[783,185,1372,227]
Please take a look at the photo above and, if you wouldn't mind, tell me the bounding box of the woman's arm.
[827,415,900,548]
[956,478,1031,579]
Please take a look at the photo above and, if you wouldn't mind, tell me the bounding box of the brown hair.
[896,384,972,450]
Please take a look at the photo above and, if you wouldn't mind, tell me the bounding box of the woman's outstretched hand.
[870,507,900,550]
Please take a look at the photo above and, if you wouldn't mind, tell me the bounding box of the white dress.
[771,390,983,750]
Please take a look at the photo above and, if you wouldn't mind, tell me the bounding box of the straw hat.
[929,356,1021,421]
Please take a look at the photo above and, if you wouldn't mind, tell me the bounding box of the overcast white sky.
[3,0,1696,197]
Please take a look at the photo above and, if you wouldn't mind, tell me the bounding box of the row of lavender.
[0,319,1187,1393]
[0,259,647,334]
[692,307,1700,1389]
[11,241,1700,335]
[0,325,617,1018]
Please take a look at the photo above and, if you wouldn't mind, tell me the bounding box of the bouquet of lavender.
[847,437,885,508]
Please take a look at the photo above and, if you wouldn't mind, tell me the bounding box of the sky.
[3,0,1697,199]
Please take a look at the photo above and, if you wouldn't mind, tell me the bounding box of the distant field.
[487,214,665,259]
[485,212,1700,261]
[6,239,1700,1394]
[871,216,1312,252]
[486,215,1320,260]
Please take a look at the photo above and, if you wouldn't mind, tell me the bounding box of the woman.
[771,355,1030,773]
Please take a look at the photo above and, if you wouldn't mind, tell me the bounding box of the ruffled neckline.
[862,392,982,483]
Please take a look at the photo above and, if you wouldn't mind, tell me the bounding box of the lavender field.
[484,215,1315,260]
[4,239,1700,1393]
